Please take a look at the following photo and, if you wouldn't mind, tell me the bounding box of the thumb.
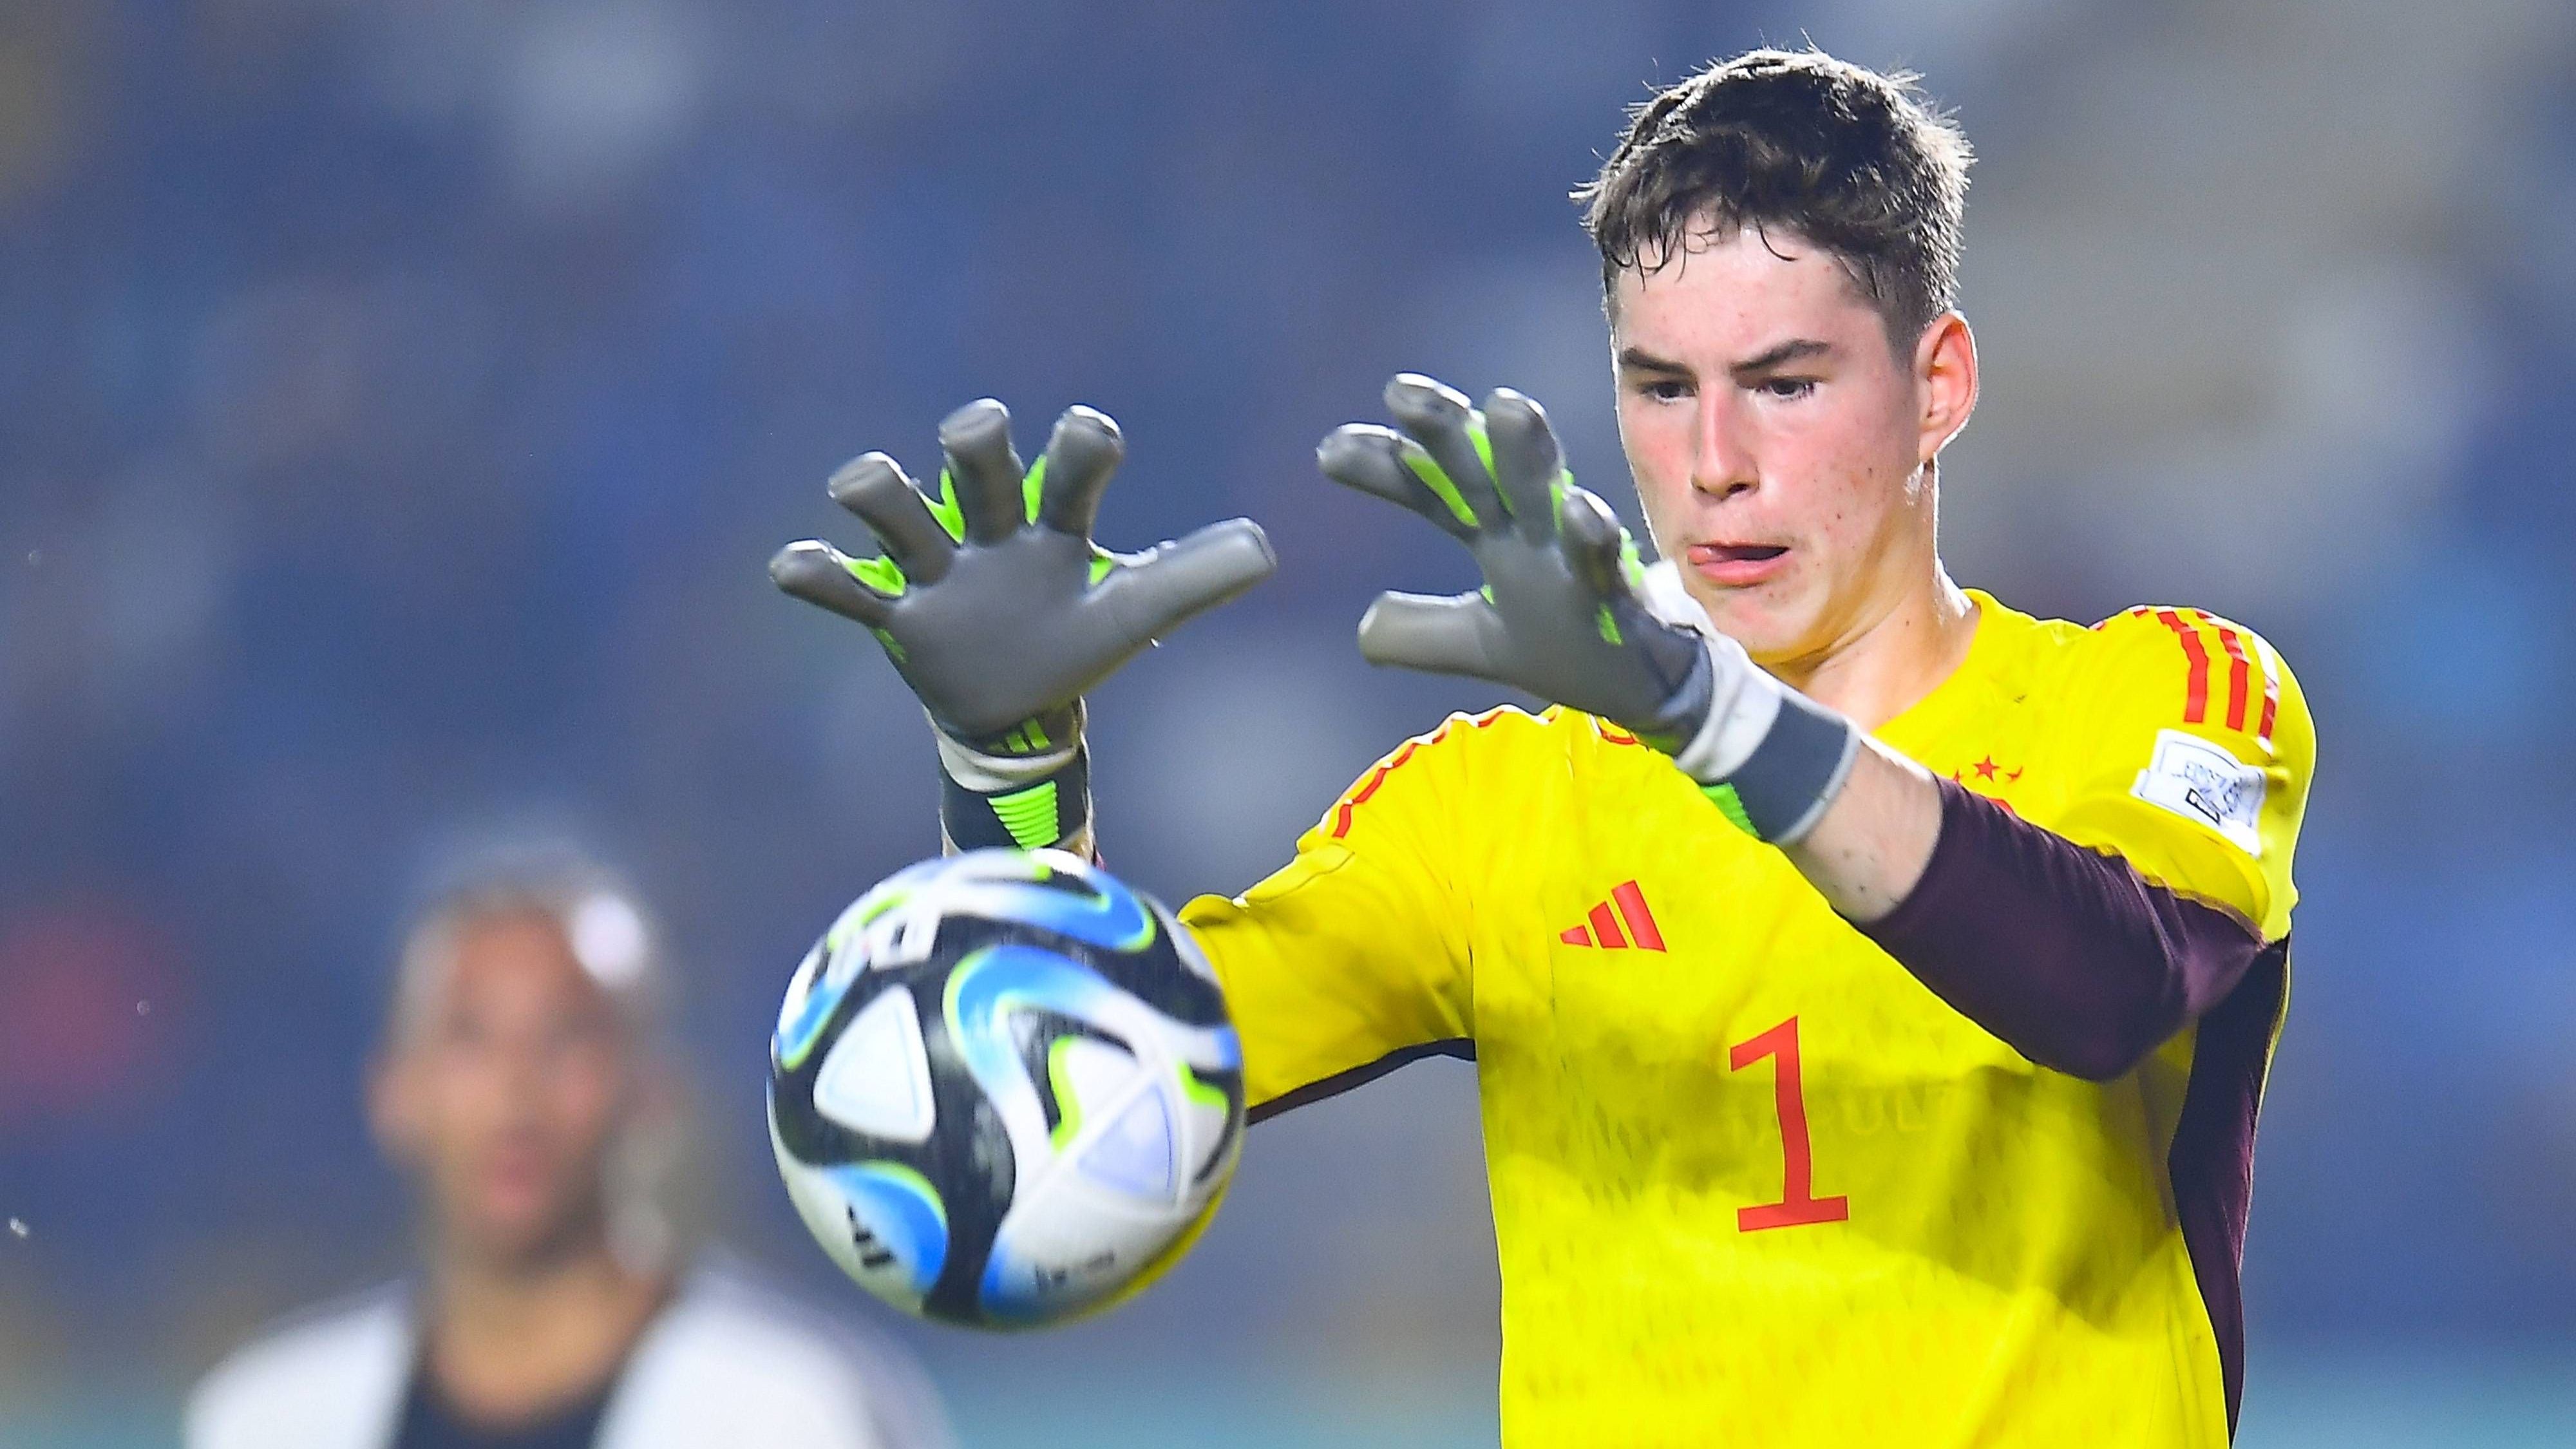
[1093,518,1277,646]
[1354,591,1513,679]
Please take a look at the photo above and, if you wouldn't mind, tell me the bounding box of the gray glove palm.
[1320,374,1716,753]
[772,400,1276,748]
[1320,373,1862,845]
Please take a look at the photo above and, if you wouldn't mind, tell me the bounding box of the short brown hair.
[1575,49,1973,345]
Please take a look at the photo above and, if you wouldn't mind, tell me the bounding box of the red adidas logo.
[1559,880,1665,951]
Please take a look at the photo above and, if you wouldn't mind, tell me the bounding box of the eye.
[1759,376,1817,401]
[1632,377,1690,402]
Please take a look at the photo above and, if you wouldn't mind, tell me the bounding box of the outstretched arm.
[1322,373,2291,1080]
[772,399,1481,1123]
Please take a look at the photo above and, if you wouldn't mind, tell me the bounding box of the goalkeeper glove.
[1318,373,1859,844]
[772,399,1275,853]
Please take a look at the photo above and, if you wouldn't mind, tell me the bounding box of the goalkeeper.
[773,48,2312,1449]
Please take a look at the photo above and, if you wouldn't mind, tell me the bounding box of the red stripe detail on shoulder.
[2152,609,2211,724]
[2206,617,2253,733]
[2253,636,2280,746]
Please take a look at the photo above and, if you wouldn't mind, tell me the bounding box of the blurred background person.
[183,853,953,1449]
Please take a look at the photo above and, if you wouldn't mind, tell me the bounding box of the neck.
[1766,563,1978,732]
[422,1221,667,1425]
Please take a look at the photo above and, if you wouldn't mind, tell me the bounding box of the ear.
[1913,312,1979,464]
[367,1049,425,1168]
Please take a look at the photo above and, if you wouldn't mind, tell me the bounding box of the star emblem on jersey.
[1558,880,1665,951]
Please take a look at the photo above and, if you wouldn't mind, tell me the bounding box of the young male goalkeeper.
[772,48,2313,1448]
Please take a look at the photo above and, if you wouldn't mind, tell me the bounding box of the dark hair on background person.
[1574,48,1974,345]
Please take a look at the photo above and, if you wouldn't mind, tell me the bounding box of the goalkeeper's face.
[371,910,642,1271]
[1609,225,1976,668]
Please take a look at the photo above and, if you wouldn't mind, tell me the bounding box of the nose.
[1691,393,1757,502]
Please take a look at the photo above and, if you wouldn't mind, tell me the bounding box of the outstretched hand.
[1318,374,1718,753]
[773,400,1276,748]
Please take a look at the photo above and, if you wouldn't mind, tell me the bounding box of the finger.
[1484,388,1568,543]
[1354,591,1513,679]
[1036,406,1123,539]
[1558,484,1630,601]
[1094,518,1278,645]
[770,540,895,628]
[1382,374,1506,527]
[827,452,954,586]
[937,398,1028,545]
[1316,424,1477,538]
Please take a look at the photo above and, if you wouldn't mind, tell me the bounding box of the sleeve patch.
[2132,728,2267,856]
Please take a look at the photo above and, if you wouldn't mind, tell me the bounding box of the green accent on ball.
[868,627,907,664]
[990,782,1060,851]
[1178,1063,1229,1114]
[1701,782,1759,838]
[858,1160,947,1228]
[819,880,918,961]
[1046,1037,1086,1151]
[1595,605,1623,647]
[939,947,980,1052]
[1088,551,1116,584]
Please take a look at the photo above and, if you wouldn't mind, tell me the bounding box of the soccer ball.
[768,848,1245,1328]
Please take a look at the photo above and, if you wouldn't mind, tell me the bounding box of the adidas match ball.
[768,848,1245,1327]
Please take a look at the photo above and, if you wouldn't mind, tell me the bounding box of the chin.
[459,1195,594,1265]
[1685,582,1808,661]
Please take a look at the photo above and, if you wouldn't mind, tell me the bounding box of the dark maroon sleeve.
[1855,777,2266,1081]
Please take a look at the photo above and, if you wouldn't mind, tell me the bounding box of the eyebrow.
[1728,338,1832,376]
[1615,339,1834,380]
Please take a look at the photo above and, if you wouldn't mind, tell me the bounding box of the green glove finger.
[770,538,895,627]
[1483,389,1571,544]
[1383,374,1508,527]
[827,452,954,587]
[937,398,1029,545]
[1316,424,1478,536]
[1354,589,1513,679]
[1557,484,1637,645]
[1094,518,1278,648]
[1036,406,1122,538]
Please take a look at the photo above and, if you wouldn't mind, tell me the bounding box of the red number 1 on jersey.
[1730,1016,1850,1231]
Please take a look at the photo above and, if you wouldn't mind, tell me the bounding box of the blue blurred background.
[4,1,2575,1444]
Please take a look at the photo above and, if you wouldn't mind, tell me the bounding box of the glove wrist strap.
[933,703,1094,857]
[939,746,1094,858]
[1666,642,1861,846]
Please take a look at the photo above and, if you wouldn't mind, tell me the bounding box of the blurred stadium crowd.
[3,0,2574,1442]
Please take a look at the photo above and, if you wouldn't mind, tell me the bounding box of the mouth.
[1685,541,1791,587]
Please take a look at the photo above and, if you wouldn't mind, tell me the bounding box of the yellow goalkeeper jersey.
[1182,589,2313,1447]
